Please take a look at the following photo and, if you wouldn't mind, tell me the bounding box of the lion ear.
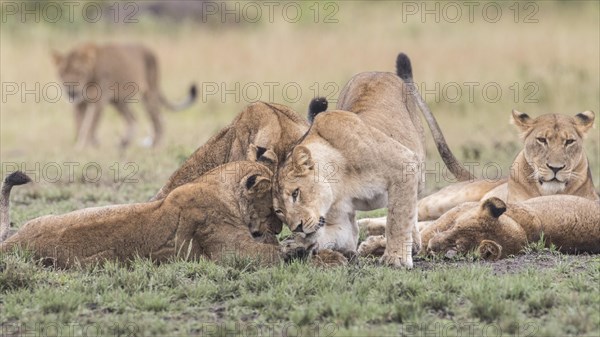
[51,50,63,65]
[574,110,595,135]
[247,144,279,173]
[480,197,506,219]
[292,146,314,176]
[510,109,533,134]
[478,240,503,261]
[245,174,271,195]
[246,144,262,161]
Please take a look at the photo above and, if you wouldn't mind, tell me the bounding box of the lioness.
[273,53,472,268]
[421,110,598,217]
[52,43,197,149]
[0,162,282,268]
[359,109,598,240]
[151,102,308,201]
[425,196,600,260]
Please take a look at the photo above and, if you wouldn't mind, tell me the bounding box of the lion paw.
[379,251,413,269]
[358,235,386,257]
[311,249,348,267]
[281,234,317,262]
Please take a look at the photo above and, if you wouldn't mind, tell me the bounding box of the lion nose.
[293,224,304,233]
[547,164,565,174]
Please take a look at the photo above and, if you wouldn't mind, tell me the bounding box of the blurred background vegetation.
[1,1,598,211]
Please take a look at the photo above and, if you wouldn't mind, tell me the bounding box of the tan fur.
[0,162,284,268]
[357,216,387,236]
[357,204,474,258]
[275,55,469,268]
[360,110,598,233]
[417,179,507,220]
[507,110,598,202]
[52,43,196,149]
[152,102,308,201]
[426,196,600,259]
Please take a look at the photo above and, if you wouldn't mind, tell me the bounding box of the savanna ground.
[0,1,599,336]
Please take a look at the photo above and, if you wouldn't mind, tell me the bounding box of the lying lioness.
[426,196,600,259]
[0,162,282,268]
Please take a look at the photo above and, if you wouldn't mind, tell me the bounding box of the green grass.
[1,250,599,336]
[1,1,599,336]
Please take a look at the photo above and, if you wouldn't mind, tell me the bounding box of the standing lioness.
[52,43,197,149]
[274,53,472,268]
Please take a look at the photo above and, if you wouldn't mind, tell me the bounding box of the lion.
[358,109,598,240]
[273,53,472,268]
[420,109,598,216]
[425,196,600,260]
[0,165,347,268]
[52,43,197,149]
[0,162,284,268]
[359,196,600,260]
[151,101,309,201]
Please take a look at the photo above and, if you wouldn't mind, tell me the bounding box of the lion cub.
[0,162,281,268]
[52,43,196,149]
[360,196,599,260]
[425,195,600,260]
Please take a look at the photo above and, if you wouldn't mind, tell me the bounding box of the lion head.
[427,197,527,259]
[273,146,332,235]
[237,163,283,244]
[511,110,595,195]
[52,44,98,104]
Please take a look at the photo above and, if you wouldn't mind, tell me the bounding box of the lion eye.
[565,139,575,146]
[291,188,299,202]
[536,137,547,145]
[274,209,284,214]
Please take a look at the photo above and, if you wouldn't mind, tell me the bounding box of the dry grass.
[1,2,598,197]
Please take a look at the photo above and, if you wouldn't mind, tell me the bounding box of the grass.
[1,251,598,336]
[1,1,599,336]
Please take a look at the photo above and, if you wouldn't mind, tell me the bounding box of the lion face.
[274,146,332,234]
[511,110,595,195]
[427,198,516,258]
[240,171,283,244]
[52,44,98,104]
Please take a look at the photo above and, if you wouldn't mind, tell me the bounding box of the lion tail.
[0,171,31,242]
[144,51,197,112]
[159,84,197,111]
[396,53,474,182]
[308,97,328,123]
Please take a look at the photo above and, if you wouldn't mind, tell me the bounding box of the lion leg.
[142,93,164,147]
[357,216,387,236]
[73,102,87,143]
[114,102,137,149]
[315,211,359,253]
[418,179,506,220]
[382,171,419,268]
[76,103,103,149]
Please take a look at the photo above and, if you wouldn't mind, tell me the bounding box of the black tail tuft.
[396,53,413,82]
[190,84,197,100]
[308,97,328,123]
[4,171,31,187]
